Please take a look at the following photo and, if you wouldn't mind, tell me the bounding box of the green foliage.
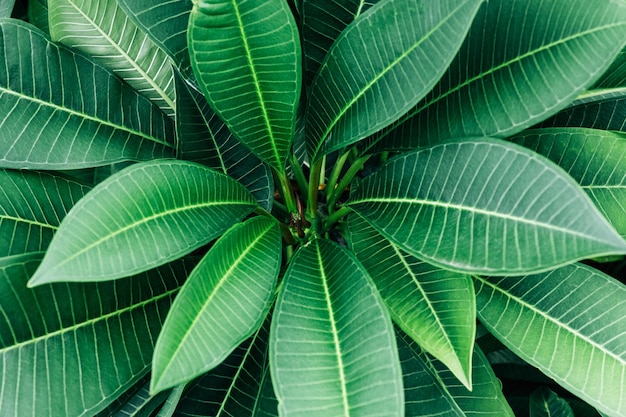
[2,0,626,416]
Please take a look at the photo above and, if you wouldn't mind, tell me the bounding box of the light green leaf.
[49,0,176,115]
[372,0,626,151]
[398,330,514,417]
[306,0,484,161]
[151,216,281,393]
[512,128,626,238]
[301,0,379,86]
[348,138,626,275]
[111,380,169,417]
[0,20,175,169]
[0,253,193,417]
[0,169,90,259]
[117,0,193,78]
[347,214,475,389]
[0,0,15,17]
[175,72,274,211]
[29,160,257,284]
[530,387,574,417]
[188,0,301,171]
[270,239,403,417]
[473,263,626,417]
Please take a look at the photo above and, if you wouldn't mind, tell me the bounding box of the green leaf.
[347,214,475,389]
[0,253,193,417]
[348,138,626,275]
[594,47,626,88]
[529,387,574,417]
[116,0,193,78]
[301,0,379,87]
[0,20,175,169]
[27,0,49,33]
[398,330,514,416]
[270,239,403,417]
[29,160,257,284]
[372,0,626,152]
[154,384,185,417]
[473,263,626,417]
[188,0,301,171]
[0,169,90,259]
[48,0,176,115]
[175,72,274,211]
[151,216,281,393]
[111,380,170,417]
[306,0,484,161]
[0,0,15,17]
[512,128,626,238]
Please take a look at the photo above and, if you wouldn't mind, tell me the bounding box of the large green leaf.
[0,0,15,17]
[151,217,280,392]
[371,0,626,152]
[270,239,403,417]
[348,138,626,275]
[594,47,626,88]
[529,387,575,417]
[473,263,626,417]
[397,330,514,416]
[188,0,301,171]
[175,72,274,211]
[0,253,193,417]
[29,160,258,285]
[301,0,378,87]
[305,0,483,161]
[347,214,475,389]
[116,0,193,78]
[512,128,626,238]
[48,0,176,115]
[0,169,90,259]
[27,0,49,33]
[0,20,175,169]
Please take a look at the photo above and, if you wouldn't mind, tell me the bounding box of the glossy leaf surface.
[348,214,475,388]
[306,0,483,160]
[512,128,626,238]
[152,217,281,393]
[29,160,257,284]
[474,263,626,417]
[0,20,175,169]
[188,0,301,171]
[49,0,176,115]
[373,0,626,151]
[0,253,192,417]
[349,138,626,275]
[270,239,403,417]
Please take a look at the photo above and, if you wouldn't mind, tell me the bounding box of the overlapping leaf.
[0,0,15,17]
[348,214,475,388]
[270,239,403,417]
[348,138,626,275]
[188,0,301,171]
[512,128,626,237]
[594,46,626,88]
[175,72,274,211]
[372,0,626,152]
[110,380,169,417]
[151,217,280,392]
[0,169,90,259]
[29,160,258,284]
[27,0,49,33]
[48,0,175,115]
[0,253,193,417]
[529,388,574,417]
[0,20,175,169]
[305,0,484,161]
[474,263,626,417]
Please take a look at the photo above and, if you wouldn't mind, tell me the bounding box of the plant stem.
[326,150,351,201]
[275,167,297,214]
[307,159,323,220]
[327,155,370,212]
[324,206,352,230]
[289,153,308,199]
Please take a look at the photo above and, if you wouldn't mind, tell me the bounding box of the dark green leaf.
[529,387,574,417]
[27,0,49,33]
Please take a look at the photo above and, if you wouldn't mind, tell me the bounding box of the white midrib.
[317,246,350,417]
[0,214,58,230]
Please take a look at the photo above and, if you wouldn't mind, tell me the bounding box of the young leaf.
[512,128,626,237]
[372,0,626,151]
[151,217,281,393]
[529,387,574,417]
[188,0,301,171]
[348,214,475,389]
[48,0,176,115]
[270,239,403,417]
[0,253,193,417]
[0,20,175,170]
[29,160,258,285]
[306,0,484,161]
[474,263,626,417]
[0,169,90,259]
[348,138,626,275]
